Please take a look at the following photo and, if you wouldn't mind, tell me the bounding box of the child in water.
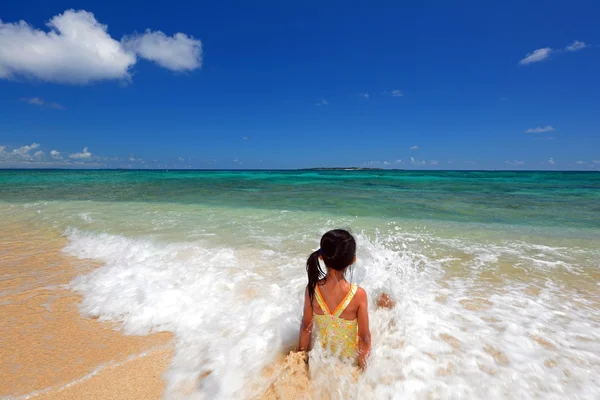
[298,229,372,369]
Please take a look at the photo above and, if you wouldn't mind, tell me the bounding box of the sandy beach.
[0,223,173,399]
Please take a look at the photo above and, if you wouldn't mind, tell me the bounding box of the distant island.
[301,167,391,171]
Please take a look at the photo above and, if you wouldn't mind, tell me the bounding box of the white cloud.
[316,99,329,106]
[128,154,143,162]
[506,160,525,166]
[23,97,43,105]
[429,160,439,165]
[11,143,40,159]
[383,161,391,165]
[525,125,555,133]
[359,93,370,99]
[0,9,201,84]
[519,47,552,65]
[122,30,202,71]
[0,10,135,83]
[391,89,404,97]
[410,145,418,150]
[242,136,248,140]
[519,41,587,65]
[50,149,62,159]
[593,160,600,165]
[21,97,64,109]
[410,157,426,165]
[565,40,586,52]
[548,157,555,165]
[394,159,403,164]
[0,143,55,165]
[575,161,585,165]
[69,147,92,159]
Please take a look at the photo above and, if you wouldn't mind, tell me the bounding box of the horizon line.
[1,168,599,173]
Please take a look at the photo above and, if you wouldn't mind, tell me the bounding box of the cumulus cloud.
[506,160,525,166]
[519,47,552,65]
[0,9,202,84]
[548,157,555,165]
[575,161,585,165]
[525,125,555,133]
[122,30,202,71]
[316,99,329,106]
[11,143,40,159]
[410,157,426,166]
[429,160,440,165]
[0,142,143,168]
[410,145,418,150]
[359,93,370,99]
[69,147,92,159]
[0,10,135,83]
[21,97,64,109]
[391,89,404,97]
[0,143,54,165]
[565,40,586,52]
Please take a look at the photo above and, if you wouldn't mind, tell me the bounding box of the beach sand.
[0,223,173,399]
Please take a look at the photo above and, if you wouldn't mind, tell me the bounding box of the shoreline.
[0,223,173,399]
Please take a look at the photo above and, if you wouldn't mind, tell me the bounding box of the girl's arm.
[298,286,314,352]
[356,288,371,369]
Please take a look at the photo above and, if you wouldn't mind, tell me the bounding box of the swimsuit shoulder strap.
[314,285,331,315]
[333,284,358,317]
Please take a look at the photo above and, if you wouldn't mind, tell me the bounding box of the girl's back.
[311,279,368,362]
[298,229,371,368]
[312,279,362,320]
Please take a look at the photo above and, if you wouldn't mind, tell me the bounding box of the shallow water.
[1,170,599,399]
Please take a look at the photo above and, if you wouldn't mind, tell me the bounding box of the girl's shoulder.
[351,284,368,306]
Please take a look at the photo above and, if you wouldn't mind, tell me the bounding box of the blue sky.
[1,0,599,170]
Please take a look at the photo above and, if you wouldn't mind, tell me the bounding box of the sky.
[0,0,599,170]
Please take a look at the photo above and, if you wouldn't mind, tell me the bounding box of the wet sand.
[0,223,173,399]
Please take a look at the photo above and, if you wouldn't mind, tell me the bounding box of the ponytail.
[306,229,356,304]
[306,250,325,303]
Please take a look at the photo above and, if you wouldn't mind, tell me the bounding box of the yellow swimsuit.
[313,283,359,361]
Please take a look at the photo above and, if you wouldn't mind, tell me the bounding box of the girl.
[298,229,371,369]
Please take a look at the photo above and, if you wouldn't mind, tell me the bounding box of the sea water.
[1,170,599,399]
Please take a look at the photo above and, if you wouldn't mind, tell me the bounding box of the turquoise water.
[2,170,600,399]
[2,169,599,229]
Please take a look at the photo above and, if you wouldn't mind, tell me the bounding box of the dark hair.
[306,229,356,303]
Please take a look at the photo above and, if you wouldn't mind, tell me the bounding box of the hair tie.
[318,248,323,255]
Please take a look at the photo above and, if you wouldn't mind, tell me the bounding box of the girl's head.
[306,229,357,302]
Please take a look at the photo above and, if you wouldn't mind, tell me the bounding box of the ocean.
[1,169,599,399]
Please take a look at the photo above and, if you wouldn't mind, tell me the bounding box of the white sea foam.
[63,224,600,399]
